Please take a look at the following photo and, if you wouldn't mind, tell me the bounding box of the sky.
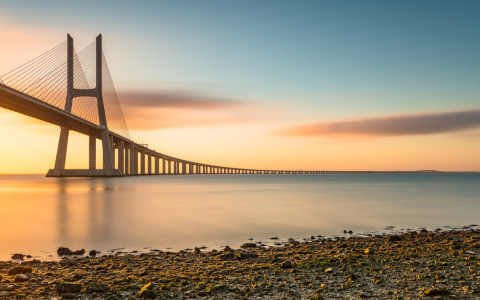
[0,0,479,173]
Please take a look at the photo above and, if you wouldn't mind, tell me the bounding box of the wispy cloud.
[118,90,246,110]
[280,109,480,138]
[118,90,254,130]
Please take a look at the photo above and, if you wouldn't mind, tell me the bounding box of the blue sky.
[1,0,480,171]
[2,0,479,116]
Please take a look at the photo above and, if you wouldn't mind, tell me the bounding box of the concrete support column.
[130,146,135,175]
[174,161,178,174]
[141,151,145,175]
[53,127,69,176]
[155,157,159,175]
[147,154,151,174]
[134,148,139,175]
[162,158,166,174]
[89,135,96,170]
[109,135,115,168]
[125,147,129,175]
[118,140,124,174]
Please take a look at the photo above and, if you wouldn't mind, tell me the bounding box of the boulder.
[139,283,157,298]
[86,282,110,293]
[238,252,258,259]
[57,247,73,255]
[88,250,97,256]
[240,243,257,248]
[55,281,82,293]
[280,260,292,268]
[15,274,30,282]
[364,248,375,255]
[7,266,32,276]
[59,258,76,266]
[11,254,24,260]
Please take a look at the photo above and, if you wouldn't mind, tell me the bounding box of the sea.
[0,173,479,261]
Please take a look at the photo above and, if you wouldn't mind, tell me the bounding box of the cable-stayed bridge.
[0,34,440,177]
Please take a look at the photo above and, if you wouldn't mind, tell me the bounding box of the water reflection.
[0,173,478,260]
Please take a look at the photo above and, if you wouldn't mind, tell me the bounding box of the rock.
[348,230,353,234]
[139,283,157,298]
[365,248,375,255]
[14,274,30,282]
[218,252,234,260]
[57,247,73,255]
[86,282,110,293]
[7,266,32,276]
[324,268,333,273]
[59,258,76,266]
[420,229,428,233]
[224,245,232,251]
[360,292,372,297]
[88,250,97,256]
[55,281,82,293]
[193,247,201,254]
[424,289,450,296]
[0,291,10,297]
[11,254,24,260]
[0,274,2,282]
[72,249,85,255]
[61,294,76,299]
[280,261,292,268]
[240,243,257,248]
[238,252,258,259]
[387,235,401,242]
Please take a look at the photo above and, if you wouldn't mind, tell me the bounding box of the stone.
[59,258,76,266]
[86,282,110,293]
[424,289,451,296]
[240,243,257,248]
[0,291,10,297]
[57,247,73,255]
[14,274,30,282]
[55,282,82,293]
[238,252,259,259]
[193,247,201,254]
[218,252,234,260]
[61,294,76,299]
[72,249,85,255]
[360,292,372,297]
[88,250,97,256]
[139,282,157,298]
[280,261,292,268]
[7,266,32,276]
[365,248,375,255]
[324,268,333,273]
[224,245,232,251]
[387,235,401,242]
[11,254,24,260]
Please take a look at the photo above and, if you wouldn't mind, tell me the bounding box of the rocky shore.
[1,228,479,299]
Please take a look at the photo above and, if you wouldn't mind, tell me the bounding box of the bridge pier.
[89,135,96,170]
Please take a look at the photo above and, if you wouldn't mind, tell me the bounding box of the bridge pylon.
[46,34,122,177]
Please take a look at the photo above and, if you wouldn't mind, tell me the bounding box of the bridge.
[0,34,442,177]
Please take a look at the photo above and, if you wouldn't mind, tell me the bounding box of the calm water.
[0,173,479,261]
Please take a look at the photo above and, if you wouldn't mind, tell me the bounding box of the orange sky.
[1,15,480,173]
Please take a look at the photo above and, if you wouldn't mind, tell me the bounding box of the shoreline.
[1,228,479,299]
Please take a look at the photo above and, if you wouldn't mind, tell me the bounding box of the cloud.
[280,109,480,138]
[118,90,246,110]
[118,90,254,130]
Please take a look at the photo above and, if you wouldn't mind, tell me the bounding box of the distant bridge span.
[0,34,444,177]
